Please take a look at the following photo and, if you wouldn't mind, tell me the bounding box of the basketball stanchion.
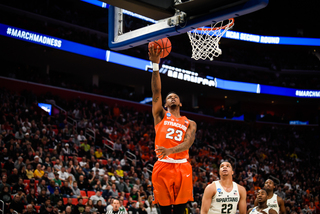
[187,18,234,60]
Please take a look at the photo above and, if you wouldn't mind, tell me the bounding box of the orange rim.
[196,18,235,31]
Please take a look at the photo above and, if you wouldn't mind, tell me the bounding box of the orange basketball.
[148,37,172,58]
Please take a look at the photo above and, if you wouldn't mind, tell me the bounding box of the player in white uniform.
[248,189,277,214]
[201,161,247,214]
[254,179,286,214]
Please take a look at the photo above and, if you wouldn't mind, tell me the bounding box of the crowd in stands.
[0,87,319,214]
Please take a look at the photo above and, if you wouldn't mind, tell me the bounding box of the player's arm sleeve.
[238,185,247,214]
[151,66,165,124]
[201,184,215,214]
[170,120,197,154]
[278,197,286,214]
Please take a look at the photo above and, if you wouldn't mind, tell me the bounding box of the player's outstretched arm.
[149,45,166,126]
[278,197,286,214]
[156,120,196,159]
[201,183,216,214]
[238,185,247,214]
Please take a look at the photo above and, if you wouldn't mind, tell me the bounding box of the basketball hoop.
[187,18,234,60]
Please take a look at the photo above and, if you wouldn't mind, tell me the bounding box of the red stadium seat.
[125,193,130,199]
[101,159,108,166]
[63,198,68,205]
[123,200,128,207]
[1,163,4,168]
[83,199,88,204]
[80,190,87,197]
[49,148,54,153]
[24,179,30,185]
[87,191,96,198]
[77,157,82,162]
[72,198,78,205]
[52,161,56,165]
[35,206,40,213]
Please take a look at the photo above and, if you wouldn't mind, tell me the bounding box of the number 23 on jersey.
[165,128,183,141]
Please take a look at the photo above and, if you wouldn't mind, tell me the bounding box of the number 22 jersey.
[155,111,190,160]
[208,181,240,214]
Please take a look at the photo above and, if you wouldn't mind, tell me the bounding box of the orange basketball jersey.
[155,111,190,160]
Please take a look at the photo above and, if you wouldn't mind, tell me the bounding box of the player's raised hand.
[149,44,162,64]
[155,145,172,159]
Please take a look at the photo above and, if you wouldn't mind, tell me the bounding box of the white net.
[187,18,234,60]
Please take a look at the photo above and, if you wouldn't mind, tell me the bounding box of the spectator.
[90,175,102,191]
[62,143,71,156]
[137,201,148,214]
[12,178,26,195]
[53,159,62,172]
[42,204,54,214]
[9,194,25,214]
[78,130,86,142]
[39,198,52,213]
[116,177,129,193]
[25,204,38,214]
[50,187,63,206]
[8,168,20,185]
[146,202,158,214]
[14,156,25,171]
[47,180,57,195]
[27,187,38,204]
[65,205,74,214]
[34,164,45,179]
[0,185,12,211]
[109,183,119,198]
[26,164,35,179]
[71,181,81,198]
[58,166,69,182]
[141,167,150,180]
[106,199,126,214]
[275,186,286,199]
[53,172,62,186]
[83,206,93,214]
[78,175,89,190]
[43,157,53,169]
[146,185,153,198]
[19,165,27,179]
[60,180,74,198]
[95,200,106,213]
[115,165,124,178]
[38,188,49,205]
[94,147,104,159]
[56,199,65,213]
[74,198,86,214]
[90,191,106,205]
[92,162,102,177]
[0,175,11,192]
[86,199,98,212]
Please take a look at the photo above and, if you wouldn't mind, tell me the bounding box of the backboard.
[103,0,269,50]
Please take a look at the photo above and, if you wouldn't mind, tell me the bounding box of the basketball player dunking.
[149,46,197,214]
[201,162,247,214]
[254,179,286,214]
[248,189,277,214]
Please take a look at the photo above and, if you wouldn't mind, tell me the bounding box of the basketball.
[148,37,172,58]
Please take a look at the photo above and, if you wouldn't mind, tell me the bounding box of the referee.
[106,199,126,214]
